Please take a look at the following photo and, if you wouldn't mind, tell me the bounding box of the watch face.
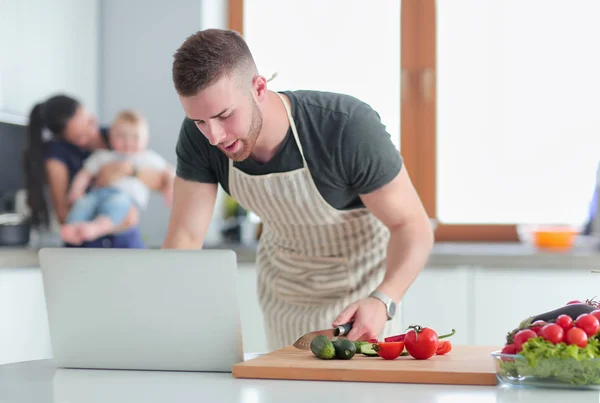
[388,302,396,317]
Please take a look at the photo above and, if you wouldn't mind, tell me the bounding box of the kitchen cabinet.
[234,264,596,351]
[0,267,52,365]
[399,266,471,345]
[2,257,597,364]
[236,264,268,353]
[0,0,99,116]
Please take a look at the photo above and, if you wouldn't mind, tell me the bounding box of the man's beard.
[222,98,263,162]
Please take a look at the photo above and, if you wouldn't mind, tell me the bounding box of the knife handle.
[333,322,353,337]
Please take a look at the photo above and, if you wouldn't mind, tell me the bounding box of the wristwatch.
[369,290,396,320]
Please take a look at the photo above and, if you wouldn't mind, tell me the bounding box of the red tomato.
[540,323,564,344]
[576,314,600,337]
[590,310,600,323]
[567,300,582,305]
[374,342,404,360]
[513,329,537,350]
[404,326,439,360]
[436,341,452,355]
[530,320,546,335]
[555,314,573,330]
[501,344,518,355]
[565,327,588,348]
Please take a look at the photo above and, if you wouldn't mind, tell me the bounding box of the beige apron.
[228,92,403,351]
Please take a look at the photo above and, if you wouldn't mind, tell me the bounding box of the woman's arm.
[45,159,71,225]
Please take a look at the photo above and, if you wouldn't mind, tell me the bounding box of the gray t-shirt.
[84,149,168,209]
[175,90,403,211]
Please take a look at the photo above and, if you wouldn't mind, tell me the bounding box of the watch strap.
[369,290,394,320]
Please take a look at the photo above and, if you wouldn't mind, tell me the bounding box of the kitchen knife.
[292,322,353,350]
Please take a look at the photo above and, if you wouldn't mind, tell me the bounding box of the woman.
[23,94,167,248]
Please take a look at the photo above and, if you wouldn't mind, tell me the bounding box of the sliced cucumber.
[361,343,379,357]
[353,341,368,354]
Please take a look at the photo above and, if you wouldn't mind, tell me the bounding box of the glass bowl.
[491,350,600,390]
[516,224,579,251]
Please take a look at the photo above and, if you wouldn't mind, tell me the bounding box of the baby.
[60,110,174,245]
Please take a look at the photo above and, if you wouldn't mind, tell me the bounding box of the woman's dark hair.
[23,94,80,228]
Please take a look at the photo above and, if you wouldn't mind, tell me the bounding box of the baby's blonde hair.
[113,109,149,139]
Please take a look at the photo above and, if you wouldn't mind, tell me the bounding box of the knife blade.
[292,322,354,350]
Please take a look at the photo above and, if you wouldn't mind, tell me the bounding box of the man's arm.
[334,166,434,341]
[162,176,217,249]
[332,102,434,341]
[360,166,434,302]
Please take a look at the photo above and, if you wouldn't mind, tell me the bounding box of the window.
[437,0,599,227]
[399,0,599,241]
[231,0,597,242]
[237,0,401,150]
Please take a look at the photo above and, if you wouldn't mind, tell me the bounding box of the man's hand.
[332,297,389,341]
[95,161,132,187]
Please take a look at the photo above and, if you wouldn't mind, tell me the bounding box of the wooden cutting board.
[232,345,500,386]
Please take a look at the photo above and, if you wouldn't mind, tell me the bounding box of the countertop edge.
[2,242,600,269]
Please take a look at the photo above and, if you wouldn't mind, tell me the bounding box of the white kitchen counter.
[0,247,39,268]
[1,359,599,403]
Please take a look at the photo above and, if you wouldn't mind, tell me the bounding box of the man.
[163,28,434,351]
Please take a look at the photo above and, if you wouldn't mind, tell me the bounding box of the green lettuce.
[499,336,600,386]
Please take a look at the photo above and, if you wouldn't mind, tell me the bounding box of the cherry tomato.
[567,300,582,305]
[513,329,537,350]
[576,314,600,337]
[530,320,546,335]
[555,314,573,330]
[540,323,564,344]
[501,344,518,355]
[404,326,439,360]
[565,327,588,348]
[436,341,452,355]
[373,342,404,360]
[590,310,600,323]
[577,313,589,321]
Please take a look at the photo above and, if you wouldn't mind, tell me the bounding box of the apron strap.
[275,92,307,165]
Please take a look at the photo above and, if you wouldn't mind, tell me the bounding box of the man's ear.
[252,75,268,101]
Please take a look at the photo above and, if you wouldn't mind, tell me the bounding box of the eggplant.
[506,303,598,345]
[528,303,598,324]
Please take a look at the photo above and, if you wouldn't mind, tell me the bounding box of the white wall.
[100,0,228,247]
[0,0,99,116]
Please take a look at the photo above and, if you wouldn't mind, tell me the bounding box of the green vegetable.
[333,338,356,360]
[499,336,600,385]
[310,335,335,360]
[353,341,368,354]
[361,343,379,357]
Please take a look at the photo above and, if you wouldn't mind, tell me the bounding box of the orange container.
[532,227,577,251]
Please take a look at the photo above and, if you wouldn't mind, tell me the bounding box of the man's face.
[179,75,263,162]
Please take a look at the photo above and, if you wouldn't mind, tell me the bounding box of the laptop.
[38,247,244,372]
